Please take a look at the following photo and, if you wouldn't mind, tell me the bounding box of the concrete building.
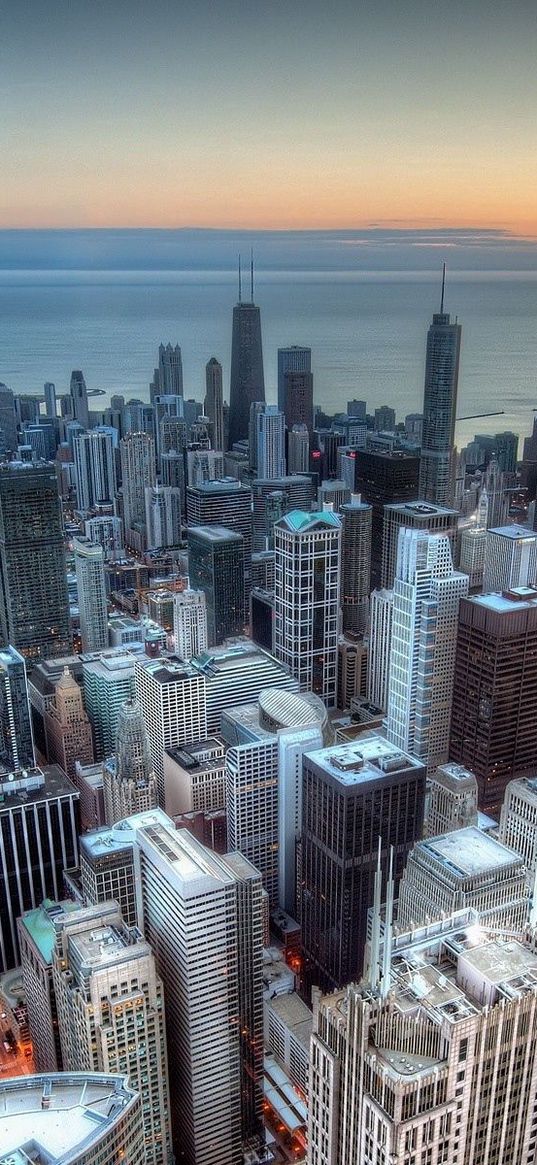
[52,902,172,1165]
[277,346,311,418]
[173,587,208,660]
[73,430,115,512]
[103,697,157,824]
[19,898,81,1072]
[366,588,393,712]
[301,734,426,992]
[85,513,123,560]
[418,283,462,507]
[134,654,207,805]
[287,423,310,474]
[186,479,253,609]
[204,357,224,451]
[426,761,478,837]
[387,529,468,773]
[73,759,105,831]
[274,511,341,707]
[252,475,314,552]
[191,640,299,735]
[381,500,458,590]
[157,342,183,397]
[499,776,537,875]
[226,736,280,907]
[0,1072,144,1165]
[337,637,368,711]
[483,524,537,592]
[44,666,94,779]
[145,484,181,549]
[397,827,528,932]
[340,498,372,635]
[120,431,156,550]
[74,536,109,652]
[256,404,286,479]
[265,991,312,1096]
[163,738,226,816]
[352,449,420,589]
[82,648,136,760]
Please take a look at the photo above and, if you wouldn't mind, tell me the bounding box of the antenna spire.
[250,248,254,302]
[440,261,446,313]
[238,254,242,303]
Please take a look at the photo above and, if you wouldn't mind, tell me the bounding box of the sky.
[1,0,537,232]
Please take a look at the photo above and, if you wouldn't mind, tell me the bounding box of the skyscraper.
[256,404,286,479]
[418,269,462,506]
[386,529,469,773]
[282,371,314,435]
[73,430,116,511]
[353,449,420,588]
[204,357,225,451]
[274,510,341,707]
[381,499,458,590]
[157,342,183,396]
[144,484,182,548]
[134,655,207,805]
[0,645,35,773]
[287,423,310,474]
[103,698,157,824]
[120,431,156,549]
[277,345,311,414]
[82,648,137,760]
[228,259,265,448]
[74,536,109,652]
[70,369,89,429]
[340,498,372,635]
[44,381,56,419]
[0,461,71,660]
[366,588,393,712]
[187,526,245,645]
[52,901,172,1165]
[0,382,18,453]
[173,588,208,660]
[186,478,252,608]
[44,666,94,779]
[483,523,537,592]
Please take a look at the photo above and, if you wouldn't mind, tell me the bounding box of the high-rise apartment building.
[309,910,537,1165]
[70,369,89,429]
[85,513,123,560]
[52,902,172,1165]
[0,461,71,659]
[120,431,156,548]
[144,484,182,548]
[381,500,458,590]
[187,525,245,645]
[366,588,393,712]
[450,587,537,812]
[44,666,94,779]
[374,403,396,431]
[204,357,225,451]
[301,734,426,992]
[158,342,183,396]
[483,524,537,592]
[353,449,420,587]
[74,536,109,652]
[340,498,372,635]
[274,511,341,707]
[134,655,207,805]
[386,529,469,773]
[73,430,116,511]
[418,274,462,506]
[252,474,314,552]
[277,346,312,413]
[0,645,36,773]
[256,404,286,479]
[229,268,265,448]
[103,698,157,824]
[173,588,208,660]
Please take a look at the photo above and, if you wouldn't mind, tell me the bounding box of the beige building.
[163,737,226,816]
[426,761,479,837]
[44,666,94,779]
[499,776,537,875]
[102,698,157,825]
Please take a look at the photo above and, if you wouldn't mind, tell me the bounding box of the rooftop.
[488,524,537,540]
[276,509,341,533]
[468,589,537,614]
[305,732,422,787]
[188,524,243,543]
[0,765,77,810]
[387,501,458,517]
[19,899,81,965]
[0,1072,139,1164]
[420,827,522,877]
[80,809,173,859]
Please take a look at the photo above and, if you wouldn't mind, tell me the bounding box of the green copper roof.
[280,510,342,532]
[20,899,80,964]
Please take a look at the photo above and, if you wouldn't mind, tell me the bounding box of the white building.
[85,513,123,560]
[173,588,208,660]
[73,429,115,512]
[145,483,182,549]
[163,737,226,816]
[386,529,468,772]
[134,655,207,805]
[102,697,157,825]
[426,761,478,837]
[274,511,341,707]
[499,775,537,875]
[366,588,393,712]
[73,536,108,652]
[483,524,537,592]
[256,405,286,479]
[226,737,280,907]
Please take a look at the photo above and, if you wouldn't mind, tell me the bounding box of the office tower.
[103,698,157,824]
[0,645,35,773]
[312,428,346,481]
[44,381,56,419]
[229,262,265,448]
[317,479,351,512]
[123,398,154,435]
[128,819,264,1164]
[158,341,183,396]
[386,530,468,773]
[0,383,17,453]
[499,776,537,874]
[204,357,225,451]
[450,588,537,812]
[155,394,184,461]
[120,431,156,548]
[374,404,396,431]
[353,449,420,588]
[301,734,426,992]
[250,588,273,651]
[459,521,487,588]
[21,420,55,460]
[74,536,108,652]
[82,648,136,759]
[145,484,182,548]
[44,666,94,779]
[274,510,341,707]
[282,371,314,435]
[163,737,226,815]
[226,737,279,905]
[52,902,172,1165]
[158,412,187,458]
[70,369,89,429]
[0,461,71,660]
[0,764,79,971]
[85,513,123,560]
[398,827,528,932]
[381,499,458,590]
[173,588,208,660]
[483,523,537,591]
[0,1072,144,1165]
[19,899,81,1071]
[73,430,115,511]
[287,423,310,473]
[73,759,105,831]
[187,526,244,645]
[418,272,462,506]
[277,346,311,414]
[347,398,367,418]
[252,475,314,552]
[310,911,537,1165]
[134,655,207,805]
[186,447,224,487]
[248,401,264,470]
[80,818,153,928]
[186,479,252,604]
[191,640,299,735]
[256,404,286,479]
[366,588,393,711]
[426,761,478,837]
[161,448,185,493]
[340,498,372,635]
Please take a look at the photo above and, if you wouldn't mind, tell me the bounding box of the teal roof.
[20,899,79,964]
[280,510,341,532]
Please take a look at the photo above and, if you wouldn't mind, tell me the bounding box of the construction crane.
[456,410,505,421]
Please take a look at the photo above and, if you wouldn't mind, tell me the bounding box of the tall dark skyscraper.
[419,267,462,507]
[158,342,183,396]
[0,462,71,660]
[187,526,245,645]
[228,258,265,449]
[340,499,372,635]
[69,369,89,429]
[0,646,35,774]
[353,449,420,588]
[277,346,311,412]
[204,357,225,451]
[0,383,18,454]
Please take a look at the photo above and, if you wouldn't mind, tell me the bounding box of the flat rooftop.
[0,765,77,810]
[0,1073,138,1162]
[420,827,521,877]
[488,524,537,540]
[80,809,173,859]
[468,589,537,614]
[387,501,458,518]
[267,992,312,1053]
[305,732,422,786]
[19,899,81,965]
